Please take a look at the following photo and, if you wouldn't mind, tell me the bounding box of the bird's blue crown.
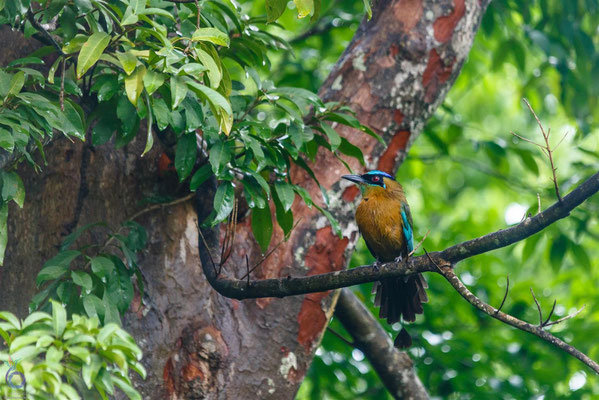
[364,170,395,180]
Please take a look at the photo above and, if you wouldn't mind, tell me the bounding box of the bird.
[342,170,428,348]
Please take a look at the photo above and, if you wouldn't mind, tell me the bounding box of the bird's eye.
[372,176,380,182]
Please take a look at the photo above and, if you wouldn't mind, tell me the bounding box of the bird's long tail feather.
[373,273,428,348]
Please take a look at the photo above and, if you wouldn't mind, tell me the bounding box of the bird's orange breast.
[355,191,406,262]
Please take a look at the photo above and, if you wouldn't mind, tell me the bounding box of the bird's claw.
[394,255,404,263]
[372,260,382,271]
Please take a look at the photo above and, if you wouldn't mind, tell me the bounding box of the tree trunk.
[1,0,490,398]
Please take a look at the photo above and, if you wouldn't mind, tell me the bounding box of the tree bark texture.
[1,0,490,398]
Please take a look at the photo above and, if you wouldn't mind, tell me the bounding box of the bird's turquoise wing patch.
[400,205,414,253]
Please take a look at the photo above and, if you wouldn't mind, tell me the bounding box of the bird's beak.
[342,174,367,185]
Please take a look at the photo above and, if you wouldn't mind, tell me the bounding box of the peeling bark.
[1,0,490,398]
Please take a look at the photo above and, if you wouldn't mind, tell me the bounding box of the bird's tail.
[373,273,428,348]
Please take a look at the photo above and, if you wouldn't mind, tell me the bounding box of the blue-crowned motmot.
[342,170,428,348]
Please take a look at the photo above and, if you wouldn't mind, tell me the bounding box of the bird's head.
[341,170,396,190]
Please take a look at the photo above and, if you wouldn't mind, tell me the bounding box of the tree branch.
[197,171,599,299]
[439,266,599,374]
[334,289,429,399]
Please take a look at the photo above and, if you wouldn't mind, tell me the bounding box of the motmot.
[342,170,428,348]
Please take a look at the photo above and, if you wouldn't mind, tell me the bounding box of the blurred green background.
[245,0,599,398]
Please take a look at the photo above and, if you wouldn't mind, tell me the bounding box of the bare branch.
[334,289,429,399]
[196,171,599,299]
[521,98,563,202]
[495,275,509,315]
[26,10,64,55]
[440,267,599,374]
[544,305,586,328]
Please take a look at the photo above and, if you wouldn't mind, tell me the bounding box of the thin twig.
[542,299,557,327]
[544,305,586,327]
[195,0,201,28]
[60,58,65,112]
[26,10,64,54]
[530,288,544,326]
[440,267,599,374]
[522,98,563,202]
[219,199,238,274]
[129,193,194,221]
[99,193,195,267]
[495,275,509,315]
[326,326,355,347]
[245,255,250,287]
[239,217,303,281]
[408,230,429,257]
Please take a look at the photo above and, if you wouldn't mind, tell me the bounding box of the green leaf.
[549,234,568,272]
[314,204,341,237]
[192,27,230,47]
[62,34,88,54]
[170,75,188,110]
[51,300,67,336]
[293,0,313,18]
[22,311,51,328]
[143,70,165,95]
[208,141,231,175]
[11,345,42,362]
[570,242,591,270]
[106,271,134,314]
[175,133,197,181]
[194,47,222,89]
[124,65,146,105]
[142,93,154,156]
[68,346,91,363]
[98,323,119,347]
[36,250,81,286]
[522,233,542,261]
[190,164,213,191]
[0,203,6,266]
[113,376,142,400]
[1,171,25,207]
[338,137,365,166]
[83,295,105,321]
[251,205,273,254]
[273,189,293,235]
[152,97,169,130]
[186,78,232,115]
[363,0,372,19]
[116,51,138,75]
[274,181,295,212]
[320,122,341,151]
[265,0,287,22]
[76,32,111,79]
[10,335,39,353]
[0,128,13,152]
[121,6,139,25]
[212,182,235,223]
[516,149,539,175]
[63,99,86,139]
[0,311,21,330]
[6,70,25,98]
[71,270,93,291]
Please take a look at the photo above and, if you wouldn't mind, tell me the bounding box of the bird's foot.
[394,255,404,264]
[372,260,382,271]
